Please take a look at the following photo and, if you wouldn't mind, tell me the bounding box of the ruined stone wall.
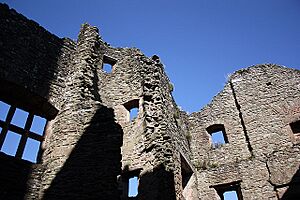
[140,57,192,200]
[1,3,300,200]
[97,44,195,199]
[0,3,74,199]
[188,64,300,200]
[34,24,124,200]
[230,65,300,199]
[0,3,73,114]
[0,3,187,199]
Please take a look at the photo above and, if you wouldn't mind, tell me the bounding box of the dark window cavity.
[181,155,193,190]
[290,120,300,135]
[121,169,141,198]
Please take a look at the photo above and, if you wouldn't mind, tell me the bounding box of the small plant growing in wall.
[169,82,174,92]
[209,162,219,168]
[194,160,219,170]
[194,160,208,170]
[124,160,132,167]
[174,108,180,119]
[211,142,224,149]
[247,154,255,161]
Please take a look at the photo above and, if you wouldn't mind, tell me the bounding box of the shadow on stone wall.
[0,3,66,199]
[137,164,176,200]
[43,106,123,200]
[281,166,300,200]
[0,3,66,102]
[0,153,32,200]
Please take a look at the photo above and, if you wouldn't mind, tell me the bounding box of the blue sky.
[2,0,300,113]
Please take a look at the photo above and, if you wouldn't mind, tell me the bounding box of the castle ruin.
[0,3,299,200]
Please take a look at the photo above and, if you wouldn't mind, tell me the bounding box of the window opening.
[181,155,193,189]
[206,124,228,148]
[0,100,47,163]
[290,120,300,135]
[11,108,28,128]
[30,115,47,136]
[128,176,139,197]
[121,168,141,198]
[224,191,239,200]
[124,99,139,122]
[102,55,117,73]
[0,100,10,121]
[1,131,21,156]
[130,108,139,121]
[210,181,243,200]
[103,63,113,73]
[22,138,40,163]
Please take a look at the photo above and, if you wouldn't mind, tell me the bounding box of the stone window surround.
[0,79,57,163]
[102,55,117,73]
[120,168,142,199]
[123,99,140,122]
[210,180,243,200]
[206,124,229,145]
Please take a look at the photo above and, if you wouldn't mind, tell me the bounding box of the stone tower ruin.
[0,3,299,200]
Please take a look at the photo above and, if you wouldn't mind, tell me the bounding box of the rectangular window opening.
[124,99,139,122]
[102,55,117,73]
[210,181,243,200]
[1,131,21,156]
[206,124,228,148]
[0,100,10,121]
[22,138,41,163]
[128,176,139,197]
[0,100,47,163]
[11,108,29,128]
[30,115,47,136]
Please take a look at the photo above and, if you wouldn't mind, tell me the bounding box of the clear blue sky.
[2,0,300,113]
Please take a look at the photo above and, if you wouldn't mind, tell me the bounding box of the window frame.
[206,124,229,148]
[210,180,243,200]
[102,55,117,73]
[123,99,140,122]
[121,168,141,199]
[0,103,45,162]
